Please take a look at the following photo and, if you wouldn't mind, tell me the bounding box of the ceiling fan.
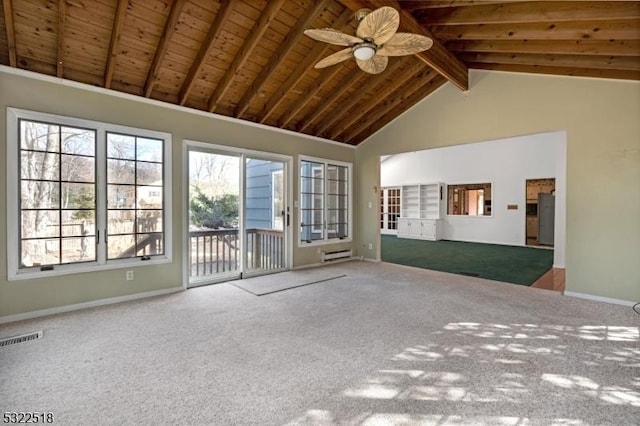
[304,6,433,75]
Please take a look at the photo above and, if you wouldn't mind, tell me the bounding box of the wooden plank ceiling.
[1,0,638,145]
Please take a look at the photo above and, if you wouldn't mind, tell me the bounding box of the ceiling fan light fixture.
[353,43,376,61]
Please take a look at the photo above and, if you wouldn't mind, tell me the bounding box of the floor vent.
[0,331,43,348]
[321,249,352,262]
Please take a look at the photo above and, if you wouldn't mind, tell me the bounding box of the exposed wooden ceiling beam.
[331,64,437,140]
[347,74,447,144]
[315,57,410,137]
[2,0,16,67]
[208,0,285,113]
[257,8,353,124]
[297,66,365,133]
[459,52,640,71]
[144,0,186,98]
[235,0,329,119]
[468,62,640,81]
[56,0,66,77]
[433,20,640,41]
[178,0,234,106]
[329,59,425,140]
[405,0,529,11]
[447,39,640,57]
[339,0,469,91]
[418,1,640,26]
[277,63,343,129]
[104,0,128,89]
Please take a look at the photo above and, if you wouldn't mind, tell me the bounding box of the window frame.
[271,169,284,230]
[310,164,324,234]
[380,187,401,232]
[298,155,352,247]
[7,108,172,280]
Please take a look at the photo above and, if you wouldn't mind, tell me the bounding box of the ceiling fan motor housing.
[354,8,372,23]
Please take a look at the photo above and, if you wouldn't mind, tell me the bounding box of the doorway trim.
[181,140,293,289]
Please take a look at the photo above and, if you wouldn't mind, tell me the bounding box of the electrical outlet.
[126,270,134,281]
[368,243,373,250]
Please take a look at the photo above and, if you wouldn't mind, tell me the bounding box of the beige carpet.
[0,261,638,425]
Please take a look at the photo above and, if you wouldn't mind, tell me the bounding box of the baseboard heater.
[321,249,352,262]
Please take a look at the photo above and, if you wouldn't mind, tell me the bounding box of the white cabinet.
[398,182,444,240]
[420,219,439,240]
[397,218,441,241]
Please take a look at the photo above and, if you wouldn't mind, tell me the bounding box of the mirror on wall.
[447,183,492,216]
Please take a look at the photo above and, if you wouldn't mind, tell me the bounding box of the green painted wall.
[0,69,355,318]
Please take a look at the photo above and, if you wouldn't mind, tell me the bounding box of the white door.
[380,187,401,235]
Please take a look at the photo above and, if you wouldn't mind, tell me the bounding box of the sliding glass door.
[186,146,289,287]
[188,151,241,285]
[244,157,287,277]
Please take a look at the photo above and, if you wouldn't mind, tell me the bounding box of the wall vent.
[0,331,43,348]
[321,249,352,262]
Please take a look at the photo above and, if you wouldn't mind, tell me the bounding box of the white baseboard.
[0,287,183,324]
[564,291,636,307]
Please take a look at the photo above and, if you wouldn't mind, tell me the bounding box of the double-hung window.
[299,156,351,245]
[7,108,171,279]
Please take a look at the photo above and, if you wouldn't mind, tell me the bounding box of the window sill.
[7,256,171,281]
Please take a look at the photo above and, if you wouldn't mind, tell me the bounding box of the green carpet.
[381,235,553,286]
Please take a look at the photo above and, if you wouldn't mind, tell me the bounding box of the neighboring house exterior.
[245,159,284,231]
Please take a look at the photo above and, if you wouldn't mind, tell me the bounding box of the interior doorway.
[186,145,290,288]
[525,178,556,247]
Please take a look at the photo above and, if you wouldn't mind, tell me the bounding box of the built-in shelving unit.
[398,182,444,240]
[401,185,420,218]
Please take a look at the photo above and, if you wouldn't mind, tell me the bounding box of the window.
[106,132,164,259]
[299,157,351,244]
[18,121,97,266]
[447,183,492,216]
[7,108,171,279]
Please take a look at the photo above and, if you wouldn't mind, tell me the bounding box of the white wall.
[381,131,567,267]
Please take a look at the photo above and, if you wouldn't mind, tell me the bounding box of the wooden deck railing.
[189,228,239,277]
[246,228,284,271]
[188,227,284,278]
[117,233,163,258]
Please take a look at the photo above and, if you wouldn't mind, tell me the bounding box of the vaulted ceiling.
[1,1,639,145]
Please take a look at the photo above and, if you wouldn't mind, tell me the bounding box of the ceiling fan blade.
[377,33,434,57]
[304,28,363,46]
[356,55,388,74]
[315,48,353,69]
[356,6,399,46]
